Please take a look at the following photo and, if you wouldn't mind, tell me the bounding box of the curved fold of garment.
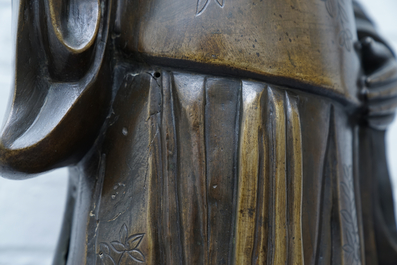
[0,0,112,179]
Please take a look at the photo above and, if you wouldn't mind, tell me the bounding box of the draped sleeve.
[0,0,112,179]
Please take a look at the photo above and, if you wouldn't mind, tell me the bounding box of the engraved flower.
[99,243,116,265]
[321,0,336,18]
[338,29,353,52]
[99,224,145,265]
[321,0,353,52]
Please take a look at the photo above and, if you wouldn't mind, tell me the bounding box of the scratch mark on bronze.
[107,212,122,222]
[196,0,225,16]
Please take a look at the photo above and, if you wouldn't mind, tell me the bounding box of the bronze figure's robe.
[1,0,397,264]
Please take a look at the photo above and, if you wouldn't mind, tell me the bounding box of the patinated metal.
[1,0,397,264]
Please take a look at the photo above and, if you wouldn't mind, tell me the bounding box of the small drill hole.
[154,72,161,78]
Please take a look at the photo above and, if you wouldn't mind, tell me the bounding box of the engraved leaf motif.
[324,0,336,18]
[340,182,351,200]
[321,0,352,52]
[127,234,145,250]
[343,165,351,177]
[339,165,360,263]
[128,249,146,263]
[196,0,209,15]
[337,2,348,22]
[110,241,126,253]
[338,29,352,51]
[345,229,354,246]
[119,252,128,263]
[99,243,110,255]
[342,244,354,253]
[340,210,353,225]
[216,0,224,7]
[98,223,145,263]
[119,223,128,243]
[100,254,116,265]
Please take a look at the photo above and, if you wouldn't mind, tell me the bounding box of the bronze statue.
[1,0,397,264]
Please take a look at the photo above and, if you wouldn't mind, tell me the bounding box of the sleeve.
[354,2,397,264]
[0,0,112,179]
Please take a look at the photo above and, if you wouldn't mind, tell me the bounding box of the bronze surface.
[1,0,397,264]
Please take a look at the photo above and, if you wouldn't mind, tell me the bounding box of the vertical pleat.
[160,71,183,265]
[147,72,163,264]
[204,77,241,265]
[328,108,343,265]
[333,106,361,265]
[267,87,288,265]
[315,107,342,265]
[234,81,266,264]
[234,85,304,265]
[144,71,314,264]
[251,97,269,265]
[96,73,153,265]
[173,73,208,264]
[95,69,356,265]
[299,97,331,265]
[285,92,304,265]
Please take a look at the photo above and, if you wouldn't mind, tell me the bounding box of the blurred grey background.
[0,0,396,264]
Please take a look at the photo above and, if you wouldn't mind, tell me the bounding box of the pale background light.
[0,0,396,264]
